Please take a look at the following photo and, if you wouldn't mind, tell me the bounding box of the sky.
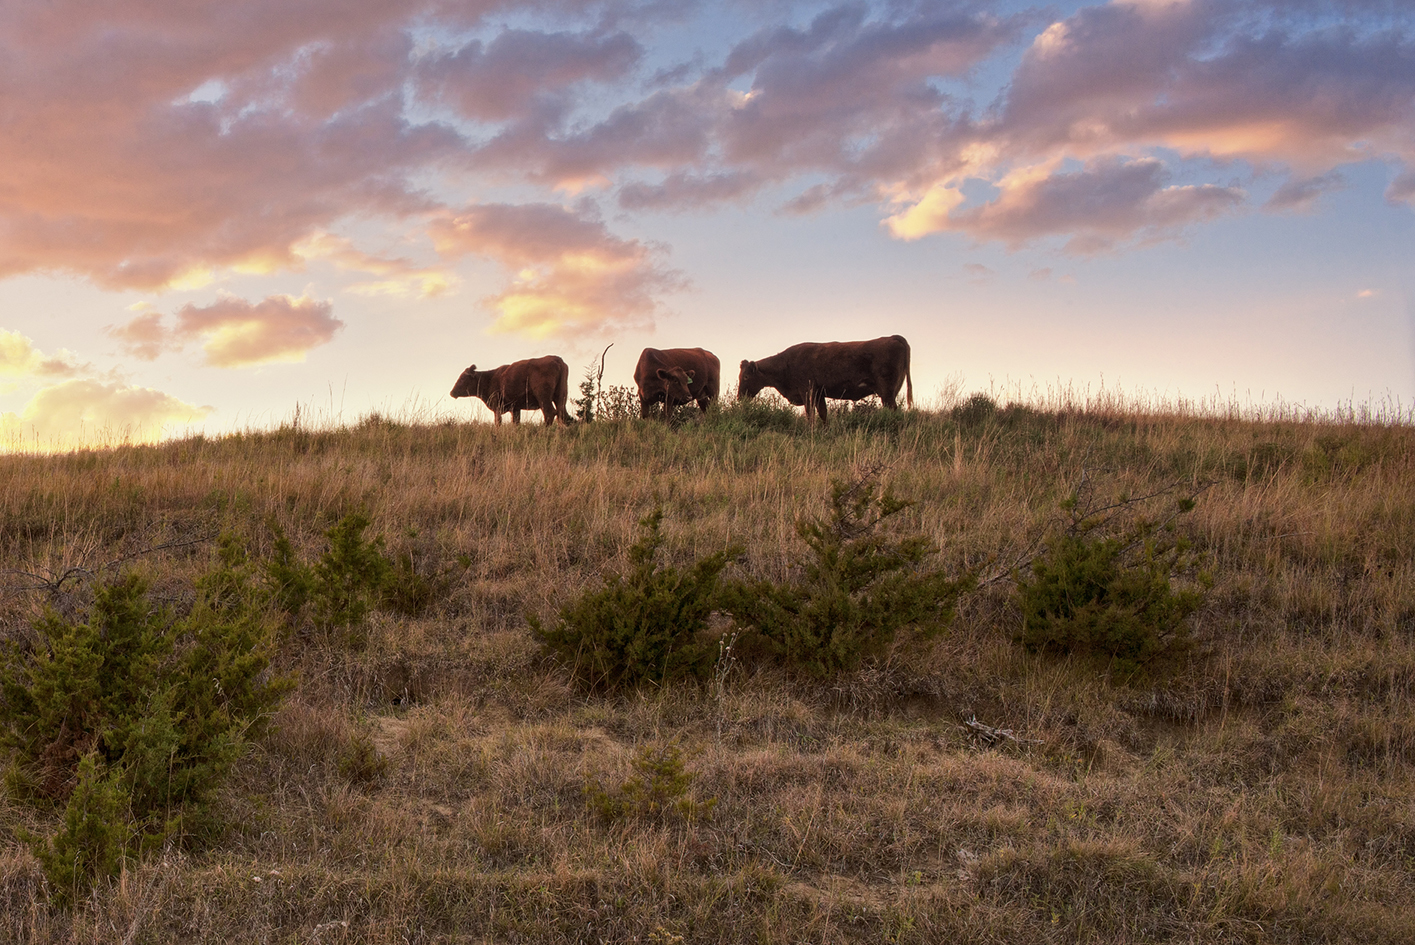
[0,0,1412,445]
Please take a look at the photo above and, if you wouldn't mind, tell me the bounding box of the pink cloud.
[993,2,1415,172]
[1387,168,1415,205]
[109,295,344,367]
[0,0,1409,298]
[714,5,1020,184]
[429,203,685,336]
[890,157,1243,251]
[617,171,763,212]
[106,312,171,362]
[1265,171,1346,211]
[418,29,641,123]
[0,1,461,291]
[468,5,1022,200]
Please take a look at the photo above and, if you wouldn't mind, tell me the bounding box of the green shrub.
[531,509,739,691]
[724,472,974,676]
[587,742,715,823]
[1013,487,1210,679]
[0,541,289,903]
[264,518,314,617]
[25,752,127,906]
[264,512,395,643]
[312,511,391,638]
[952,392,998,426]
[381,529,465,617]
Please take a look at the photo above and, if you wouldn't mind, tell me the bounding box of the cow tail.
[905,357,914,409]
[556,362,570,416]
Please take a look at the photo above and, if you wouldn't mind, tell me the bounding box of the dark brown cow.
[450,355,570,426]
[634,347,721,418]
[737,335,912,424]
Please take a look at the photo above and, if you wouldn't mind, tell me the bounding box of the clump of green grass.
[586,741,716,823]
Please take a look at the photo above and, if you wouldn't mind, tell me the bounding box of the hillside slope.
[1,400,1412,943]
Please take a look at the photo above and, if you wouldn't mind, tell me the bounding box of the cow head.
[738,359,765,399]
[450,364,483,399]
[655,366,696,407]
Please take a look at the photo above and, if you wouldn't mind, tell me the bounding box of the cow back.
[743,335,909,405]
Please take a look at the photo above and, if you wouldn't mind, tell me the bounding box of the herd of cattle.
[449,334,913,426]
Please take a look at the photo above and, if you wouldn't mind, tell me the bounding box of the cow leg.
[814,389,829,425]
[510,409,521,425]
[641,396,655,419]
[879,373,900,410]
[492,412,503,426]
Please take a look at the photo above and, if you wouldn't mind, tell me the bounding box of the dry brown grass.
[1,397,1413,943]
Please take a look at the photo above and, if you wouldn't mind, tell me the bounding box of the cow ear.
[687,370,696,381]
[467,364,477,372]
[739,360,749,369]
[656,368,669,380]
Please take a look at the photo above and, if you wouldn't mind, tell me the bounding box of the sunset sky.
[1,0,1412,444]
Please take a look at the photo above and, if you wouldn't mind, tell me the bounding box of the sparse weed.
[336,727,390,786]
[587,741,716,823]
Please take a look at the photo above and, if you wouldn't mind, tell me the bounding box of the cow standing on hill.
[449,355,570,426]
[738,335,913,425]
[634,347,721,419]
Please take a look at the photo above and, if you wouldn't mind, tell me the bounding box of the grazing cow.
[450,355,570,426]
[738,335,913,424]
[634,347,721,419]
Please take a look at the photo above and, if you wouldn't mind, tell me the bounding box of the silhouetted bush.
[952,392,998,426]
[709,394,803,436]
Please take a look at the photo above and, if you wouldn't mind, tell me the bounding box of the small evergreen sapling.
[263,511,394,644]
[531,509,739,691]
[1013,479,1211,678]
[0,538,289,903]
[724,471,974,676]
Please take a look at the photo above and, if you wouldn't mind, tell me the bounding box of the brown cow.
[634,347,721,419]
[737,335,913,424]
[450,355,570,426]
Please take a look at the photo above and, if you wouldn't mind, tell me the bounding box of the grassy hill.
[1,395,1412,943]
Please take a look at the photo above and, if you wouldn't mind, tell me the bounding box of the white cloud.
[0,378,211,450]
